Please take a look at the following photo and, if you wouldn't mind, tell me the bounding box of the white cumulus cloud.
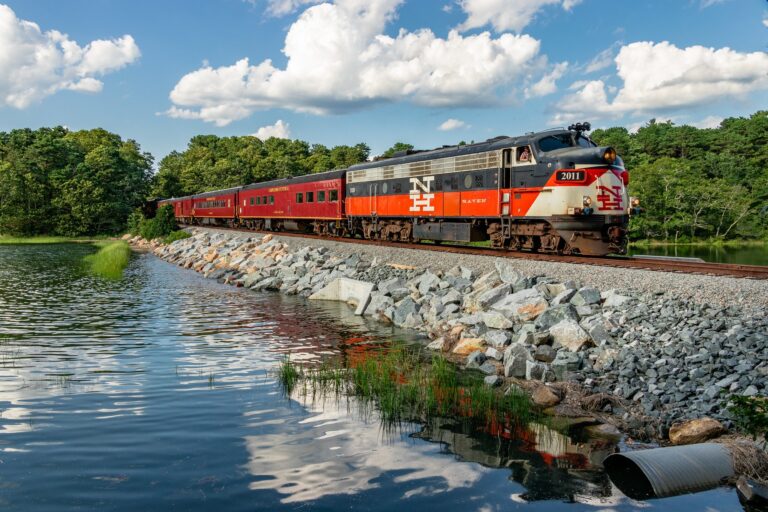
[438,118,466,131]
[457,0,581,34]
[552,41,768,124]
[0,4,140,108]
[763,14,768,28]
[253,119,291,139]
[165,0,545,126]
[525,61,567,98]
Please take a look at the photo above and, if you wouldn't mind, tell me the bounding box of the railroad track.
[192,225,768,280]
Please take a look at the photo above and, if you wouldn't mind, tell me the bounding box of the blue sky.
[1,0,767,163]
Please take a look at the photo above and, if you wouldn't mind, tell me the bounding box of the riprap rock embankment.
[138,230,767,442]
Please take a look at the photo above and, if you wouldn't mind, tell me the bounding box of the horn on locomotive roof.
[568,122,592,134]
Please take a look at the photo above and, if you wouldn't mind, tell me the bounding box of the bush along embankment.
[85,241,131,279]
[137,230,768,478]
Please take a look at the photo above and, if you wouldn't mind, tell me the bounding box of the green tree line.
[0,127,153,236]
[1,111,766,241]
[591,111,768,242]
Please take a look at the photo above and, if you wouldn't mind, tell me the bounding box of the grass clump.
[278,344,537,428]
[163,230,191,245]
[84,240,131,279]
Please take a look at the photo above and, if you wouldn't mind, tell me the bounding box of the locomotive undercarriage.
[352,216,627,256]
[183,214,626,256]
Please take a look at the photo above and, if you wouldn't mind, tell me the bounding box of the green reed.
[84,241,131,279]
[278,344,537,428]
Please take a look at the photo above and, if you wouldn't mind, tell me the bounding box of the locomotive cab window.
[329,190,338,202]
[538,135,572,152]
[306,191,314,203]
[318,191,326,202]
[577,136,595,148]
[516,146,532,164]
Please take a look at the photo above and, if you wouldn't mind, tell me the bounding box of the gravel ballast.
[200,227,768,311]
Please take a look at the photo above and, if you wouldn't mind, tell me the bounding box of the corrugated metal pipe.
[603,443,734,499]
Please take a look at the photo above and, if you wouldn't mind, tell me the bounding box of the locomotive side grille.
[347,150,501,184]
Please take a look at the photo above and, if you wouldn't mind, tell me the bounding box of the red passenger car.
[190,188,239,225]
[238,169,345,234]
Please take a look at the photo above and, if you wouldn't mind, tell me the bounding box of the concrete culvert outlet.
[604,443,734,500]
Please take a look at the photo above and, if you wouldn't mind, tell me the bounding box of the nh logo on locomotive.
[596,185,624,210]
[409,176,435,212]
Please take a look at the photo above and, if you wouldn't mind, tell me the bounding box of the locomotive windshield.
[537,133,596,152]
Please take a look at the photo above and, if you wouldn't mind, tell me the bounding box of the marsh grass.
[0,235,107,244]
[84,241,131,279]
[278,344,538,428]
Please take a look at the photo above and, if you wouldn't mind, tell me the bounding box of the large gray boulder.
[551,289,577,305]
[503,344,533,378]
[483,330,512,348]
[580,314,612,345]
[417,271,441,295]
[525,360,549,381]
[441,289,462,305]
[494,261,522,284]
[364,293,394,316]
[473,284,512,311]
[482,310,515,330]
[551,351,582,380]
[466,350,487,370]
[534,345,557,363]
[462,272,502,311]
[550,319,591,352]
[570,287,601,306]
[393,297,419,326]
[491,288,548,321]
[377,277,404,295]
[535,304,579,330]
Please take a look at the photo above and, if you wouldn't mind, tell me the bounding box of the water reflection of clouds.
[244,391,489,504]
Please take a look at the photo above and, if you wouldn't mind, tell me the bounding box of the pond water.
[0,245,745,511]
[628,243,768,265]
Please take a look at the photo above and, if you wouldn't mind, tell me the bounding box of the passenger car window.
[329,190,338,202]
[269,196,274,204]
[296,193,303,203]
[306,191,314,203]
[318,191,326,202]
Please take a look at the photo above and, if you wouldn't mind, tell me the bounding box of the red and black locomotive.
[160,123,638,256]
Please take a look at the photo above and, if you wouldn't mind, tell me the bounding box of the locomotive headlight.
[582,195,592,207]
[603,148,617,164]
